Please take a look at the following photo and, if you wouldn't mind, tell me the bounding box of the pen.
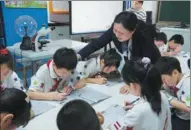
[130,98,140,105]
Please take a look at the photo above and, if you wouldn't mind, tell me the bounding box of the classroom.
[0,1,190,130]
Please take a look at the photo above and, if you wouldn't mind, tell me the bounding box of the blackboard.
[158,1,190,23]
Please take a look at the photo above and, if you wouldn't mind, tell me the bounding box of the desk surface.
[8,39,87,61]
[160,27,190,32]
[24,82,138,130]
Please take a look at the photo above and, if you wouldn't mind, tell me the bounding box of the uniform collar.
[49,60,59,79]
[176,72,190,89]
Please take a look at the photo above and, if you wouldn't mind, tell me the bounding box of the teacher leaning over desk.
[78,11,161,64]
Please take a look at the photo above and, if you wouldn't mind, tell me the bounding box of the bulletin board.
[4,1,47,8]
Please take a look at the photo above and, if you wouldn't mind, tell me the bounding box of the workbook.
[48,87,111,105]
[102,104,127,129]
[30,100,56,117]
[72,87,111,103]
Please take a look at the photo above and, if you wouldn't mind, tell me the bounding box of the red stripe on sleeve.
[114,124,119,130]
[116,121,121,127]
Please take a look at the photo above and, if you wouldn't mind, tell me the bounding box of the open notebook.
[30,100,56,117]
[72,87,111,103]
[55,87,111,105]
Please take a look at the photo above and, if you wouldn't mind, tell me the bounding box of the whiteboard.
[70,1,125,34]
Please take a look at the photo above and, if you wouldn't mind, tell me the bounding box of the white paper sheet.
[72,87,111,103]
[102,104,127,129]
[31,100,56,117]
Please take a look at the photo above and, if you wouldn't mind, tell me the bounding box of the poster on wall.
[4,0,47,8]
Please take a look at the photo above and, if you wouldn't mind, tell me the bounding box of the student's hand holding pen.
[123,98,140,110]
[123,101,134,110]
[63,86,73,95]
[52,92,67,101]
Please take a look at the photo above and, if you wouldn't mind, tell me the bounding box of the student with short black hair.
[154,32,168,53]
[0,48,25,91]
[109,58,171,130]
[162,34,184,56]
[0,88,31,130]
[155,57,190,130]
[57,100,103,130]
[74,49,121,84]
[28,47,85,101]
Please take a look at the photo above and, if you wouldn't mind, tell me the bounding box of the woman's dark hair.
[0,48,13,69]
[114,11,138,31]
[113,11,157,43]
[57,100,100,130]
[0,88,31,127]
[122,59,162,115]
[100,48,121,68]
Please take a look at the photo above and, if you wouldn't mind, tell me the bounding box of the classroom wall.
[1,2,48,46]
[142,1,158,23]
[47,1,69,23]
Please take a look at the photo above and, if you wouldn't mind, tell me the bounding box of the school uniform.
[171,72,190,130]
[29,60,76,92]
[110,92,172,130]
[158,44,168,53]
[0,71,25,91]
[74,56,102,80]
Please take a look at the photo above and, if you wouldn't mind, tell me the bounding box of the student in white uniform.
[155,57,190,130]
[154,32,168,53]
[109,58,171,130]
[57,100,104,130]
[0,88,31,130]
[0,48,25,91]
[162,34,184,56]
[74,49,121,84]
[28,48,85,101]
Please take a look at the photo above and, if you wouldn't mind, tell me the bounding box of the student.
[74,49,121,84]
[155,57,190,130]
[127,1,146,22]
[0,48,25,91]
[162,34,184,56]
[78,11,161,64]
[57,99,103,130]
[109,58,171,130]
[154,32,168,53]
[0,88,31,130]
[28,47,85,101]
